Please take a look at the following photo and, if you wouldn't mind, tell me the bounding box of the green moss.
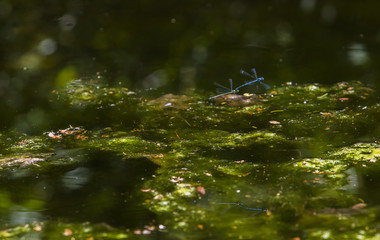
[0,152,54,169]
[50,80,139,128]
[0,221,131,239]
[327,143,380,164]
[292,158,348,177]
[0,131,52,155]
[0,80,379,239]
[83,136,165,159]
[7,137,50,153]
[300,207,380,240]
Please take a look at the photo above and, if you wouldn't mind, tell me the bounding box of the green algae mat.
[0,80,379,239]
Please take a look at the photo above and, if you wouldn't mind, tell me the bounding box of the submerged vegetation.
[0,79,379,239]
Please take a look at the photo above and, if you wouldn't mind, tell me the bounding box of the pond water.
[0,1,380,239]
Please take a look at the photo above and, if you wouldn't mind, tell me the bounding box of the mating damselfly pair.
[209,68,268,99]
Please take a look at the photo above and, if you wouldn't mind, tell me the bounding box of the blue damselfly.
[209,68,266,99]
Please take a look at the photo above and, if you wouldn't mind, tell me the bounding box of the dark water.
[0,150,157,227]
[0,1,380,239]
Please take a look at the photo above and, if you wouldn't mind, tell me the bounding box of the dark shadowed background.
[0,0,379,130]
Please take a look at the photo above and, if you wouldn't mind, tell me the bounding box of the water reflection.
[10,207,42,226]
[61,167,91,190]
[348,43,370,66]
[0,150,159,229]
